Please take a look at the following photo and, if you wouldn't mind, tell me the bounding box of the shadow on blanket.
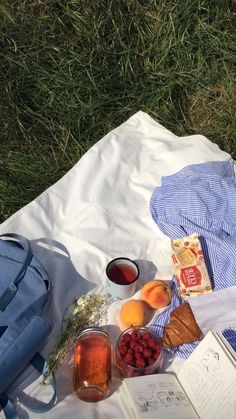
[31,238,95,353]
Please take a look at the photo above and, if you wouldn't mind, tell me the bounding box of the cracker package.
[171,233,212,300]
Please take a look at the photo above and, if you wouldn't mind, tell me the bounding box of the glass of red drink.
[106,257,139,299]
[73,327,112,402]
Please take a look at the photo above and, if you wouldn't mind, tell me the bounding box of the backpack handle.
[0,233,33,311]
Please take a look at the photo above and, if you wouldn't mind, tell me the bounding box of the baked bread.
[162,302,203,348]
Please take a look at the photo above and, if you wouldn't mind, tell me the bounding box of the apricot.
[120,300,147,328]
[141,280,171,309]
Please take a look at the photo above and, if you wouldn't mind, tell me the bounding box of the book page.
[120,373,198,419]
[178,331,236,419]
[214,332,236,364]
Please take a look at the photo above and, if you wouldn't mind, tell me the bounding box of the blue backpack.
[0,233,56,418]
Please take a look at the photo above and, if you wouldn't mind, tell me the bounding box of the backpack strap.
[1,396,20,419]
[18,353,57,413]
[0,233,33,311]
[1,353,57,418]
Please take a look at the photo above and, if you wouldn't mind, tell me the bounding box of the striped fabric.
[149,160,236,358]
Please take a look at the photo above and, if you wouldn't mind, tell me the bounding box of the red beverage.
[106,258,139,298]
[74,328,111,402]
[107,262,138,285]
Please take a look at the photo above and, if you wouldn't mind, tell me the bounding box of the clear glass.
[73,328,112,402]
[115,326,163,378]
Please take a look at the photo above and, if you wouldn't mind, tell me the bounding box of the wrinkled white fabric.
[0,111,232,418]
[190,286,236,334]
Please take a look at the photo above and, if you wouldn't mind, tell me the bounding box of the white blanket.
[0,111,231,418]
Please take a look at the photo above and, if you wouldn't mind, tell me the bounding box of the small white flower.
[47,293,109,376]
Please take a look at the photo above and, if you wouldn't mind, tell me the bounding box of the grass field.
[0,0,235,222]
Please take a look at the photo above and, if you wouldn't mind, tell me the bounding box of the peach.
[141,280,171,309]
[120,300,148,328]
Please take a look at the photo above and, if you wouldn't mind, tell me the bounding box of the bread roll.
[162,302,203,348]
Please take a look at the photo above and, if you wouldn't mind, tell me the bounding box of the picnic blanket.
[0,111,234,418]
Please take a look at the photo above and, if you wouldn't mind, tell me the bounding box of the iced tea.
[73,327,111,402]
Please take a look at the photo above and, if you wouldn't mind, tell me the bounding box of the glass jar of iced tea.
[73,327,112,402]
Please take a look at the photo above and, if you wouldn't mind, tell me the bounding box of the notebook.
[118,331,236,419]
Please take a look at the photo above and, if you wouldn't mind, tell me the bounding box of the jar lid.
[78,326,110,339]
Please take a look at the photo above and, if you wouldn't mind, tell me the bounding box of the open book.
[118,331,236,419]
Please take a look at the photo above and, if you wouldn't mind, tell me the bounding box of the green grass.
[0,0,236,222]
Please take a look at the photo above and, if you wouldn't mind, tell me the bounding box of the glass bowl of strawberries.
[114,326,163,377]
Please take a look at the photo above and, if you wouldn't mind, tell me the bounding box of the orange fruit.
[141,279,171,309]
[120,299,147,328]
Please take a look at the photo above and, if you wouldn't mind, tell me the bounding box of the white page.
[213,332,236,365]
[119,374,198,419]
[178,331,236,419]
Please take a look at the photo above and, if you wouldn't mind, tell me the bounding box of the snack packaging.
[171,233,212,300]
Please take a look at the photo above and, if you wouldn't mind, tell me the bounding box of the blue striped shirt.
[149,160,236,358]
